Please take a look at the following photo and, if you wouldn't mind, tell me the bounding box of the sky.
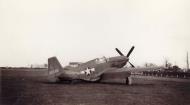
[0,0,190,68]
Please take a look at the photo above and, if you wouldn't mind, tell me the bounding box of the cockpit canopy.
[95,56,109,64]
[69,62,82,67]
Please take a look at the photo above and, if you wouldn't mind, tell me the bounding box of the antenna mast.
[187,52,189,71]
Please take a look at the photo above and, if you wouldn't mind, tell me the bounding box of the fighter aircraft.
[47,46,152,85]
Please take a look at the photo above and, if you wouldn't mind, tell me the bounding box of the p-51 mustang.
[48,46,150,85]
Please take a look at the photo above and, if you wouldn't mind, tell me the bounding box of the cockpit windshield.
[95,56,108,64]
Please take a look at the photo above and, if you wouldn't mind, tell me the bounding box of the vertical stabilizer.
[48,57,62,75]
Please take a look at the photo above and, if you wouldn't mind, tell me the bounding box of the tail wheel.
[125,77,132,85]
[48,76,59,83]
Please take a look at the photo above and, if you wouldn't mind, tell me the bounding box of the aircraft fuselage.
[58,56,129,81]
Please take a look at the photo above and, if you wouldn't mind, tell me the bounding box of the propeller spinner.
[115,46,135,68]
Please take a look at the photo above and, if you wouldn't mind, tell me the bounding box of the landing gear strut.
[126,77,132,85]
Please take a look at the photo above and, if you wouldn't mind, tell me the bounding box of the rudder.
[48,56,62,75]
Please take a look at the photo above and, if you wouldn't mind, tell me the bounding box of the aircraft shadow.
[42,80,155,87]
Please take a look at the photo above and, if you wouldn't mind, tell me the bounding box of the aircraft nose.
[119,56,128,61]
[109,56,128,68]
[109,55,127,62]
[109,56,128,62]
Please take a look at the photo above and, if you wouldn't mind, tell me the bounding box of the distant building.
[30,64,47,68]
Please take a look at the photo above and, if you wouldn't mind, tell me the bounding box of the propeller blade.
[115,48,124,56]
[126,46,135,57]
[129,61,135,68]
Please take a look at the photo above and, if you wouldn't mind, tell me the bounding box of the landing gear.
[125,77,132,85]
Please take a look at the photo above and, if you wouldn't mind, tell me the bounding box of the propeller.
[115,46,135,68]
[126,46,135,57]
[115,48,124,56]
[129,61,135,68]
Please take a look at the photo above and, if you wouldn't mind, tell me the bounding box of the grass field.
[1,70,190,105]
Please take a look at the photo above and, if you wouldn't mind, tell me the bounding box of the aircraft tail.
[48,57,62,75]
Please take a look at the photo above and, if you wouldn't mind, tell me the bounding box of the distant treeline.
[143,71,190,78]
[1,68,48,77]
[0,67,47,70]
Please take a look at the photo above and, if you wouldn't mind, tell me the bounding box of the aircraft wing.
[99,68,131,84]
[99,67,163,84]
[100,67,163,80]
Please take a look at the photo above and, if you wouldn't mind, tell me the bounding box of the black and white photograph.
[1,0,190,105]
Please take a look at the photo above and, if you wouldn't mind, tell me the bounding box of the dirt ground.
[1,70,190,105]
